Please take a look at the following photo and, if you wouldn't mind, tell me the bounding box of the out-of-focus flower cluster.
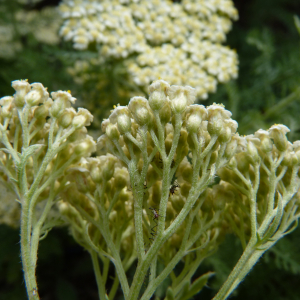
[59,0,238,99]
[0,4,61,59]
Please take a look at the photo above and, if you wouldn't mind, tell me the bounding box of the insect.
[169,181,180,196]
[149,207,160,221]
[127,181,147,192]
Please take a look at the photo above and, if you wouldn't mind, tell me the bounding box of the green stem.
[91,251,107,300]
[20,194,40,300]
[212,241,256,300]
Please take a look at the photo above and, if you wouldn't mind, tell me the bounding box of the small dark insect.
[169,181,180,196]
[127,181,147,192]
[149,207,160,221]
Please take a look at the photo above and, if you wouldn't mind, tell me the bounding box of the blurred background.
[0,0,300,299]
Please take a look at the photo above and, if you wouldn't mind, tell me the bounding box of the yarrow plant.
[0,80,95,299]
[0,79,300,300]
[59,0,238,99]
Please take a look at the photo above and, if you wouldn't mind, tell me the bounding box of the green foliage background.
[0,0,300,299]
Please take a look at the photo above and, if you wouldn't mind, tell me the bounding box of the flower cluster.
[59,0,238,98]
[2,79,299,300]
[0,80,95,297]
[60,79,240,299]
[0,6,60,59]
[217,125,300,247]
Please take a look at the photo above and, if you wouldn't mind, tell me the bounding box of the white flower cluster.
[0,6,61,59]
[59,0,238,98]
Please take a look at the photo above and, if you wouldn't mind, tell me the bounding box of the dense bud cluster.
[0,79,94,230]
[1,79,299,300]
[59,0,238,98]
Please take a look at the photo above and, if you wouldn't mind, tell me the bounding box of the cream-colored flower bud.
[34,98,53,119]
[207,115,223,136]
[293,141,300,152]
[148,79,170,111]
[282,151,298,166]
[58,200,71,215]
[72,108,93,129]
[106,123,120,140]
[186,109,203,133]
[282,152,291,166]
[167,85,196,114]
[74,136,96,156]
[58,108,76,128]
[171,194,186,212]
[50,90,76,118]
[117,114,131,134]
[247,141,260,163]
[102,155,117,181]
[255,129,272,153]
[114,167,129,189]
[219,126,232,143]
[0,96,14,118]
[269,124,290,152]
[159,101,171,124]
[101,118,110,133]
[228,156,237,169]
[128,96,151,126]
[291,152,299,165]
[25,83,49,106]
[12,80,30,107]
[90,164,102,183]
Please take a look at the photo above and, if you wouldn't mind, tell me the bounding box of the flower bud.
[50,90,76,118]
[228,156,237,169]
[102,156,116,181]
[74,136,96,156]
[117,114,131,134]
[167,85,196,114]
[58,108,76,128]
[159,101,171,124]
[34,98,53,119]
[207,116,223,136]
[114,167,129,189]
[12,80,30,107]
[90,164,102,183]
[0,96,14,118]
[186,114,201,133]
[128,97,151,126]
[72,108,93,129]
[25,83,49,106]
[219,126,232,143]
[247,141,260,163]
[269,124,290,152]
[106,123,120,140]
[224,137,237,158]
[148,79,169,111]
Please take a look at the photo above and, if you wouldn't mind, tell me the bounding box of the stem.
[20,194,39,300]
[91,250,107,300]
[212,241,257,300]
